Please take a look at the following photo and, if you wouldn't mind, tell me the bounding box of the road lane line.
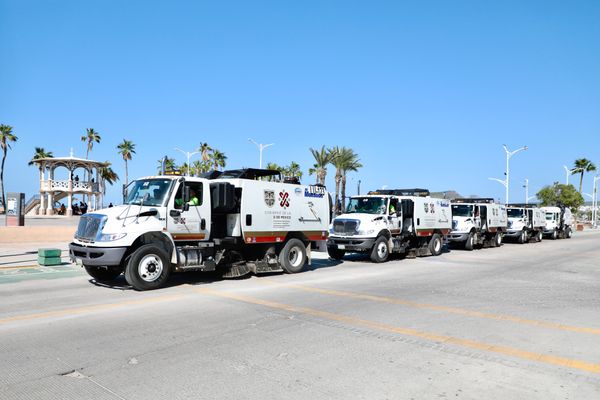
[0,295,185,325]
[261,280,600,335]
[0,265,39,270]
[195,287,600,375]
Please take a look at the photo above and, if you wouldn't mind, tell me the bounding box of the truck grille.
[75,214,105,242]
[333,219,359,236]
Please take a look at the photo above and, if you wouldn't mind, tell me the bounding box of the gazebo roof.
[31,156,109,169]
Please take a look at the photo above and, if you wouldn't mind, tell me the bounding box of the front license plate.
[337,245,346,250]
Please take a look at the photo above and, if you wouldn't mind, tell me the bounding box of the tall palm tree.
[99,164,119,201]
[340,151,362,212]
[191,160,203,176]
[116,139,136,187]
[212,149,227,171]
[572,158,597,193]
[329,146,347,214]
[265,162,283,181]
[0,124,18,213]
[309,146,335,185]
[81,128,101,159]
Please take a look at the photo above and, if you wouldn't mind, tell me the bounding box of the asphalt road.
[1,231,599,399]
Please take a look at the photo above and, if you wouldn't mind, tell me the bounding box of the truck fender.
[125,231,177,265]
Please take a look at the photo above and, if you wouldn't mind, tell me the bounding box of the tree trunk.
[334,169,341,215]
[579,172,584,193]
[125,159,129,187]
[341,172,347,213]
[0,150,5,213]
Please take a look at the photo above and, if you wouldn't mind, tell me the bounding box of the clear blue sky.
[1,0,599,206]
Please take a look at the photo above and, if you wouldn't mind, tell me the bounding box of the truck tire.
[429,233,443,256]
[551,229,558,240]
[566,227,573,239]
[535,230,543,242]
[370,236,389,263]
[279,239,307,273]
[464,232,474,251]
[327,246,346,260]
[84,265,122,282]
[495,232,502,247]
[125,244,171,290]
[517,230,526,244]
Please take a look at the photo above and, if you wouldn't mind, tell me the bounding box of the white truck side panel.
[405,196,452,233]
[226,179,329,243]
[532,208,545,229]
[487,204,508,229]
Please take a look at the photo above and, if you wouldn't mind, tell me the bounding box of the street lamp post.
[174,147,200,177]
[488,144,528,204]
[563,165,577,185]
[593,175,600,228]
[357,179,361,195]
[523,178,530,204]
[248,138,274,169]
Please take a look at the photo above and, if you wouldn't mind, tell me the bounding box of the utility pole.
[489,144,528,204]
[248,138,274,169]
[563,165,577,185]
[357,179,361,195]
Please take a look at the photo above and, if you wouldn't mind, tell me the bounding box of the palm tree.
[191,160,203,176]
[81,128,101,159]
[0,124,18,213]
[309,146,335,185]
[99,164,119,201]
[284,161,302,179]
[116,139,136,187]
[572,158,597,193]
[340,151,362,212]
[212,149,227,171]
[157,157,176,174]
[329,147,362,214]
[28,147,54,165]
[308,163,319,184]
[265,162,283,181]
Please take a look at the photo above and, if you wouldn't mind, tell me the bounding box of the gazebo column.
[67,172,73,216]
[46,167,55,215]
[39,165,46,215]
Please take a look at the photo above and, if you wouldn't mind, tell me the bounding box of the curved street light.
[248,138,274,169]
[489,144,528,204]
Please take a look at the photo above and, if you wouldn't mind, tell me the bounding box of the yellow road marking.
[0,265,39,270]
[261,280,600,335]
[0,295,185,325]
[195,287,600,374]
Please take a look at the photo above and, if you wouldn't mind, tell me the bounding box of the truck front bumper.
[69,242,127,267]
[447,232,469,242]
[505,230,523,238]
[327,237,375,252]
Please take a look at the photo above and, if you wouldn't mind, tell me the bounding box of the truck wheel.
[84,266,122,282]
[327,246,346,260]
[429,234,443,256]
[495,232,502,247]
[125,244,171,291]
[279,239,307,273]
[551,230,558,240]
[566,227,573,239]
[517,230,526,244]
[464,233,474,251]
[535,230,543,242]
[370,236,389,263]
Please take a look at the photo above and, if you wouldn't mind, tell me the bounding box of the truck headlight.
[358,229,375,235]
[99,233,127,241]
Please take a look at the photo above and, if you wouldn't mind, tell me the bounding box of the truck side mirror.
[183,186,190,203]
[183,203,190,212]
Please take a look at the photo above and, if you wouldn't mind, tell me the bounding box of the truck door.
[474,205,482,229]
[388,198,401,234]
[167,181,211,242]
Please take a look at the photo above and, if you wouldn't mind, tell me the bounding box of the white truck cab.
[449,198,507,250]
[505,204,545,244]
[541,206,573,239]
[327,189,451,262]
[69,169,330,290]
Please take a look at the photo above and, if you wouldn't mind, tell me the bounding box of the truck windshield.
[125,179,173,206]
[452,204,473,217]
[507,208,524,218]
[545,213,556,220]
[346,197,387,214]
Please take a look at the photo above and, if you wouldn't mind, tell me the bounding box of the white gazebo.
[32,152,109,216]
